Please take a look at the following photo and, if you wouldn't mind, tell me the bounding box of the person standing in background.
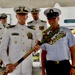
[27,8,47,41]
[27,8,47,67]
[0,13,10,27]
[0,13,11,43]
[0,13,10,42]
[41,8,75,75]
[0,13,10,68]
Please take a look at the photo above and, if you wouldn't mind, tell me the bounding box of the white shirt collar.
[33,19,40,23]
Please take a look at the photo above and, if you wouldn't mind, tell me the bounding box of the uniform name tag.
[12,33,19,35]
[0,28,2,29]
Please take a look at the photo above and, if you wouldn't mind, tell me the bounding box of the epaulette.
[27,21,33,24]
[8,24,11,26]
[27,26,35,30]
[6,25,15,29]
[41,20,46,23]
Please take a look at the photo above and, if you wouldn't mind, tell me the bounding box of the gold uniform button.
[36,36,38,37]
[23,42,25,44]
[22,35,24,37]
[55,61,59,64]
[22,29,24,30]
[2,32,4,34]
[14,40,17,44]
[36,32,38,33]
[15,37,17,39]
[23,50,25,52]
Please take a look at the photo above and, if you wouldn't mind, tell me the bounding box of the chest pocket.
[39,26,44,31]
[58,36,68,45]
[26,33,33,49]
[10,32,22,45]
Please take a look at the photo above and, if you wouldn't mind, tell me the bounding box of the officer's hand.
[34,45,40,52]
[6,63,16,73]
[42,70,46,75]
[70,68,75,75]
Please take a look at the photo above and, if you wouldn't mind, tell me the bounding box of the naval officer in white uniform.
[0,13,10,43]
[0,6,40,75]
[27,8,47,67]
[27,8,47,41]
[0,13,10,67]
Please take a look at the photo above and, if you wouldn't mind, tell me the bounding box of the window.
[64,19,75,23]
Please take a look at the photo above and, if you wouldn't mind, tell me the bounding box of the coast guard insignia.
[27,32,33,40]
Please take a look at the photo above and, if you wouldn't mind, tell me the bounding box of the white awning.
[0,0,75,8]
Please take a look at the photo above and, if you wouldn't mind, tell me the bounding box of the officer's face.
[1,18,7,24]
[31,13,39,20]
[16,13,28,25]
[48,16,59,26]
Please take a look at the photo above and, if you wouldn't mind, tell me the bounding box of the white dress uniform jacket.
[0,23,37,74]
[27,19,47,41]
[0,23,10,66]
[0,23,10,42]
[27,19,47,67]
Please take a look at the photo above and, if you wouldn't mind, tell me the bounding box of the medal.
[27,32,33,40]
[39,26,44,30]
[14,40,17,44]
[49,31,66,45]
